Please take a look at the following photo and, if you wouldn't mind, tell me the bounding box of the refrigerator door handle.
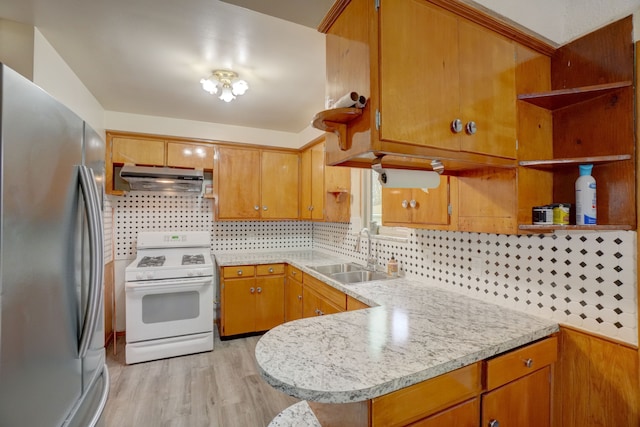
[86,364,110,427]
[78,165,105,359]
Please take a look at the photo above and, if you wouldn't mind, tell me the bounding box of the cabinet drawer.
[256,263,285,276]
[371,363,481,427]
[485,336,557,391]
[303,274,346,310]
[286,265,303,280]
[222,265,256,279]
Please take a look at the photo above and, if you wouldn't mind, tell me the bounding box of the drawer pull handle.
[524,358,534,368]
[237,270,243,276]
[488,420,500,427]
[268,268,274,273]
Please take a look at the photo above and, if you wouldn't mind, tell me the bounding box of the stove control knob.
[136,273,144,280]
[145,272,154,279]
[197,270,204,276]
[187,271,194,277]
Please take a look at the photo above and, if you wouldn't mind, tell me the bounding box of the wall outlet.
[470,256,483,276]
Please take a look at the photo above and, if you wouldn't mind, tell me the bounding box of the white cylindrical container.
[575,164,597,225]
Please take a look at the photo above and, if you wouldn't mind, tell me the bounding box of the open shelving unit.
[311,107,362,151]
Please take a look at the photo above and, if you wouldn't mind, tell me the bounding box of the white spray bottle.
[575,164,596,225]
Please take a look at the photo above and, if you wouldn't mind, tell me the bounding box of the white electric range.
[125,231,214,364]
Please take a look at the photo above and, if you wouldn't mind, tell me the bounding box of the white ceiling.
[0,0,335,133]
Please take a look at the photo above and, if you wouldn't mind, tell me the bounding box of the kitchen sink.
[330,270,393,284]
[311,263,365,275]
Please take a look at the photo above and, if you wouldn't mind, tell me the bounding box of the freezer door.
[0,65,84,426]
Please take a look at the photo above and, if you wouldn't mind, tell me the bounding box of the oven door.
[125,276,213,343]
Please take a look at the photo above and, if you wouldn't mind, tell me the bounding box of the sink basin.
[311,263,365,275]
[330,270,393,284]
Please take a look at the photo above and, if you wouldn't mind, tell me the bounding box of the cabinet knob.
[309,205,314,211]
[263,206,268,211]
[401,200,409,209]
[451,118,463,133]
[250,287,255,294]
[465,121,477,135]
[292,271,297,276]
[257,287,262,293]
[237,270,243,276]
[489,420,500,427]
[315,309,320,315]
[254,205,260,211]
[524,358,534,368]
[268,267,274,273]
[409,199,417,208]
[298,295,302,300]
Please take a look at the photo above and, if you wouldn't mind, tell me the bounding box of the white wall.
[32,29,105,136]
[105,111,304,149]
[0,19,34,80]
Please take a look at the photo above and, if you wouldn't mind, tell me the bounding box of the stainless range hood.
[120,164,204,193]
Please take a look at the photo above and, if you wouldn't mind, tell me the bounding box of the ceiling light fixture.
[200,69,249,103]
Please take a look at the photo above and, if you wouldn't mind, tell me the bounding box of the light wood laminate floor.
[103,331,298,427]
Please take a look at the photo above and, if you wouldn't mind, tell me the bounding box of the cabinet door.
[410,176,450,226]
[310,144,325,220]
[300,148,313,219]
[379,0,459,151]
[166,142,214,170]
[112,136,165,165]
[222,278,256,336]
[481,367,551,427]
[255,276,285,331]
[382,188,413,224]
[458,20,516,159]
[216,146,261,219]
[302,286,323,318]
[285,276,304,322]
[261,151,299,219]
[409,398,479,427]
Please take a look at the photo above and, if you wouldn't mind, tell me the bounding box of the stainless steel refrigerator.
[0,64,109,426]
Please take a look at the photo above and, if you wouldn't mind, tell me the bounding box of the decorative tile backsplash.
[109,193,637,345]
[314,222,638,345]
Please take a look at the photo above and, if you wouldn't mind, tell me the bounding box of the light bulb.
[200,78,217,94]
[232,80,249,96]
[219,85,236,102]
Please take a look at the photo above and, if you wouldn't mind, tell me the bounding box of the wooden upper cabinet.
[379,0,460,152]
[112,136,165,166]
[214,146,300,220]
[261,151,299,219]
[300,140,350,222]
[379,0,516,159]
[382,175,453,229]
[215,146,261,220]
[166,141,214,170]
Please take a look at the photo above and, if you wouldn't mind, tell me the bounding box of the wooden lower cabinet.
[346,295,369,311]
[409,398,479,427]
[481,367,551,427]
[302,273,347,317]
[219,264,285,336]
[284,267,304,322]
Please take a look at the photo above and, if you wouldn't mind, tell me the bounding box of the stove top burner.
[137,256,166,268]
[182,254,205,265]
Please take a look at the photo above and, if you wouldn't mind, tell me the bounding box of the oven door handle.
[78,165,104,359]
[125,278,212,293]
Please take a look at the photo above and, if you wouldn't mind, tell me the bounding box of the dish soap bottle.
[387,255,398,277]
[575,164,596,225]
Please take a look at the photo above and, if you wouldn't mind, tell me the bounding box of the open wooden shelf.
[312,108,362,150]
[519,224,634,233]
[518,81,632,110]
[327,189,349,202]
[519,154,632,169]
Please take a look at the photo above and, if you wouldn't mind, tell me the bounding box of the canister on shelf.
[532,206,553,225]
[551,203,570,225]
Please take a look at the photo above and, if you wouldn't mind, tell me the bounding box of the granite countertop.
[214,250,559,403]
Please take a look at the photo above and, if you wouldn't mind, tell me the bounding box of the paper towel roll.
[378,169,441,189]
[332,91,359,108]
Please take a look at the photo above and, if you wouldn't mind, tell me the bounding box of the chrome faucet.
[355,227,377,271]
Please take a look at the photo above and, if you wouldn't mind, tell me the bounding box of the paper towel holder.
[371,157,444,188]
